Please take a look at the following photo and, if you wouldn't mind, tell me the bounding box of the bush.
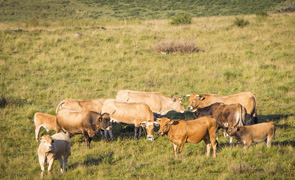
[152,40,201,54]
[233,17,249,27]
[170,13,192,25]
[255,10,268,17]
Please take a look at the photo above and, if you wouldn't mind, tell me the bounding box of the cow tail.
[273,123,276,140]
[252,95,258,124]
[236,104,244,127]
[253,105,258,124]
[56,100,66,114]
[241,105,246,126]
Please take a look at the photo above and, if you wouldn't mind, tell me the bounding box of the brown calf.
[157,116,217,159]
[228,121,275,149]
[56,109,111,148]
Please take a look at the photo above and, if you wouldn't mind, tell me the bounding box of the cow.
[56,109,111,148]
[38,133,71,178]
[116,90,185,115]
[55,98,106,114]
[34,112,61,142]
[157,116,217,159]
[193,102,247,144]
[187,91,257,124]
[228,121,275,149]
[101,100,156,141]
[55,98,113,139]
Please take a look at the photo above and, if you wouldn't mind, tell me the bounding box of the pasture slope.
[0,4,295,180]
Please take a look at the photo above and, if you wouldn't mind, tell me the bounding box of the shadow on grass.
[97,123,155,141]
[258,114,295,122]
[69,151,115,169]
[272,140,295,147]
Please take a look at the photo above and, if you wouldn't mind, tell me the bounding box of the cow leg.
[66,131,71,137]
[208,127,217,158]
[58,158,64,174]
[35,126,41,142]
[63,155,69,172]
[81,129,91,148]
[229,137,233,144]
[38,155,45,178]
[243,140,252,150]
[134,126,138,140]
[108,130,113,140]
[173,143,178,159]
[203,135,211,157]
[138,126,142,138]
[47,157,54,176]
[178,143,184,160]
[100,130,106,138]
[266,134,274,147]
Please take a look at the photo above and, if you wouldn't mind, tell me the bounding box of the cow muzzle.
[147,135,154,141]
[158,132,164,136]
[187,106,193,110]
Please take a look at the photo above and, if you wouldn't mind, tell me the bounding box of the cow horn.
[186,94,191,97]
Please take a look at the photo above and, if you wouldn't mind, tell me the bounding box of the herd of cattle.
[35,90,276,177]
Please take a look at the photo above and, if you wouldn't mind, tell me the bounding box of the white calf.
[37,133,71,177]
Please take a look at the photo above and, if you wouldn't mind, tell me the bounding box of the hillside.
[0,0,291,22]
[0,2,295,180]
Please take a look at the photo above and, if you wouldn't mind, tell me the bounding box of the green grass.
[0,0,291,22]
[0,9,295,180]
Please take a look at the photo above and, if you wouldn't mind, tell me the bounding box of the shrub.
[255,10,268,17]
[233,17,249,27]
[0,96,7,108]
[170,13,192,25]
[152,40,201,54]
[26,17,39,27]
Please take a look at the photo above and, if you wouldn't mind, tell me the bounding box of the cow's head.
[157,117,174,136]
[97,113,111,130]
[170,96,185,112]
[186,94,205,110]
[141,121,159,141]
[40,135,55,153]
[227,126,241,136]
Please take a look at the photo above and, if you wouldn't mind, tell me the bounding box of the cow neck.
[166,120,177,136]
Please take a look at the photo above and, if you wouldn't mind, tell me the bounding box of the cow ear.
[199,96,205,101]
[156,118,161,123]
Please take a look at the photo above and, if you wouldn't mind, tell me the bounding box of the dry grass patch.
[152,40,202,54]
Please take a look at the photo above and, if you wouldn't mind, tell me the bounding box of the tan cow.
[38,133,71,178]
[101,100,156,141]
[116,90,185,115]
[56,98,106,114]
[187,91,257,124]
[157,116,217,159]
[228,121,275,149]
[34,112,61,142]
[56,109,111,148]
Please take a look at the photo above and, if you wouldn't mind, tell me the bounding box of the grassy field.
[0,0,291,22]
[1,8,295,180]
